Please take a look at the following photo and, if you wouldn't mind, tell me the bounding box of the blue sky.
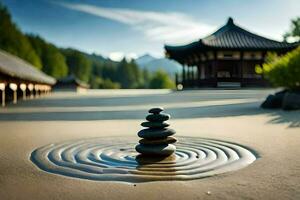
[2,0,300,60]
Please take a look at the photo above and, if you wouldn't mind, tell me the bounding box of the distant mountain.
[83,52,106,63]
[82,52,119,67]
[135,54,182,77]
[135,54,156,66]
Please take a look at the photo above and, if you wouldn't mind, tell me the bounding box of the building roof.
[165,18,300,60]
[0,49,56,85]
[56,74,90,89]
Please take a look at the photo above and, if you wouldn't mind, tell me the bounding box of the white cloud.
[127,53,138,60]
[56,2,216,44]
[109,52,138,62]
[109,52,124,61]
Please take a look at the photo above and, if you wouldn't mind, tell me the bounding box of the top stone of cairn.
[148,107,164,114]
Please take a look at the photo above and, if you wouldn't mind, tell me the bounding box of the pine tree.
[0,3,42,68]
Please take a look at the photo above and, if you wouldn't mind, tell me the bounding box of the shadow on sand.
[11,92,262,108]
[0,101,299,128]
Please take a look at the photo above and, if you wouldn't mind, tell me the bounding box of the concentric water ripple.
[30,137,257,182]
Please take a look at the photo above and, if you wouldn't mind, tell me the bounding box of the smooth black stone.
[135,144,176,156]
[139,136,177,145]
[141,121,169,128]
[261,90,287,109]
[148,107,164,114]
[146,113,170,122]
[282,91,300,110]
[138,128,176,139]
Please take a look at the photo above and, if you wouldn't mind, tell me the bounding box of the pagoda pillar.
[239,51,244,86]
[182,64,186,87]
[187,66,190,87]
[213,52,218,87]
[197,65,201,87]
[191,66,195,87]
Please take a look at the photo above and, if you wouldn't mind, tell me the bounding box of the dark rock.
[135,144,176,156]
[138,128,176,139]
[146,113,170,122]
[148,107,164,114]
[261,90,287,109]
[139,136,177,145]
[141,121,169,128]
[261,95,277,108]
[282,92,300,110]
[275,89,288,96]
[136,107,177,157]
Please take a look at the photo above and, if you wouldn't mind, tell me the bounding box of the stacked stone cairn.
[135,107,177,157]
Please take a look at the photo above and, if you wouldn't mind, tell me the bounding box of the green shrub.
[149,70,175,89]
[90,77,120,89]
[99,78,121,89]
[256,46,300,90]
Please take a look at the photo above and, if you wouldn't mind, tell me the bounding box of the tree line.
[0,3,175,89]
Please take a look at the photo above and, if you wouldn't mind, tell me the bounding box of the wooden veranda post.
[20,83,27,100]
[0,83,5,107]
[9,83,18,104]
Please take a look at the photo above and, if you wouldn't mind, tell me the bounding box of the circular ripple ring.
[30,137,257,183]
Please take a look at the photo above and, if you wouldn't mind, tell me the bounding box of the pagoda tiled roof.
[165,18,299,60]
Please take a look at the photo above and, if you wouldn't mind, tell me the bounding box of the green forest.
[0,3,175,89]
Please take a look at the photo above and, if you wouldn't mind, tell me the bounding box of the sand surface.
[0,89,299,200]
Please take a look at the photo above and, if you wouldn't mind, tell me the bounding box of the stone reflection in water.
[135,154,177,175]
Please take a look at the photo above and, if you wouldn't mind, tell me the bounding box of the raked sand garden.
[0,89,299,200]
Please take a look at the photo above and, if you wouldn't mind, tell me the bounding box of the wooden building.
[53,75,90,93]
[165,18,300,88]
[0,49,55,106]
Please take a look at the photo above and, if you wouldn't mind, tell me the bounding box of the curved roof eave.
[165,17,299,56]
[0,49,56,85]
